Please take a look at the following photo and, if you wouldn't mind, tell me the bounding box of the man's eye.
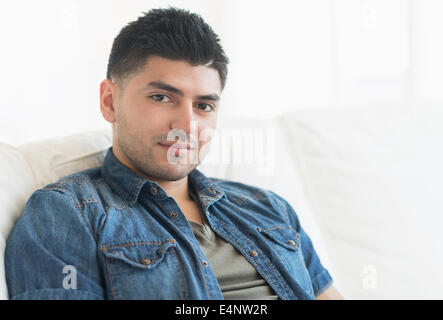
[197,103,215,112]
[150,94,171,102]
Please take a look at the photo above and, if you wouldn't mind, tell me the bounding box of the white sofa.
[1,104,443,299]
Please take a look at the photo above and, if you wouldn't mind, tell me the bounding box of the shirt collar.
[101,147,225,207]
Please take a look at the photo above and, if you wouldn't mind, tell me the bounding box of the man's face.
[101,55,222,182]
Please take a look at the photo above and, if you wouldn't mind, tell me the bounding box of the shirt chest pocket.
[260,227,314,296]
[100,239,188,299]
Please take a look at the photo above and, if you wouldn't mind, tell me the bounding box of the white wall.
[0,0,227,145]
[222,0,443,117]
[0,0,442,145]
[410,0,443,102]
[221,0,334,119]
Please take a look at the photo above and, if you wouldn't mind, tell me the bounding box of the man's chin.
[145,162,198,181]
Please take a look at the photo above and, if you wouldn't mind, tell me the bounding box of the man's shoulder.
[208,176,300,228]
[37,166,109,203]
[210,177,264,195]
[208,177,282,206]
[10,167,107,240]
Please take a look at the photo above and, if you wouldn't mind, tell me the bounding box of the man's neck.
[156,176,192,203]
[137,171,192,203]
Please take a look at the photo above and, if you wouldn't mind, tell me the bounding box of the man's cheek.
[198,127,216,161]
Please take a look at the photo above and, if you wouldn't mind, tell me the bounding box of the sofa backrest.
[0,143,37,299]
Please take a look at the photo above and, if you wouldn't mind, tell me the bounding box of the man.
[5,7,342,300]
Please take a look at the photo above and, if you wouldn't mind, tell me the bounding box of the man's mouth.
[158,142,194,150]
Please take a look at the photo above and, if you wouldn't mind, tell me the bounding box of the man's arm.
[5,188,105,299]
[316,285,344,300]
[268,191,340,299]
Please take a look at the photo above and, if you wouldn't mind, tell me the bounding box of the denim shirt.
[5,147,333,300]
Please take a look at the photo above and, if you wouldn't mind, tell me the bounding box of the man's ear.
[100,79,117,123]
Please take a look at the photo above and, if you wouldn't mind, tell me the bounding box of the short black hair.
[106,7,229,91]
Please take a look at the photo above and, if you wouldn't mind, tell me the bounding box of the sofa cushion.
[282,104,443,299]
[17,129,113,190]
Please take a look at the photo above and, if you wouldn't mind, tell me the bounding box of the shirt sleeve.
[5,188,105,300]
[298,224,334,296]
[269,191,334,297]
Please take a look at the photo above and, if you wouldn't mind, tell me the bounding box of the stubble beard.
[115,113,200,182]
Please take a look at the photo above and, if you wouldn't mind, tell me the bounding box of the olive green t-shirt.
[188,186,278,300]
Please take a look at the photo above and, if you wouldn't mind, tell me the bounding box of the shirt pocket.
[100,239,188,299]
[259,226,314,296]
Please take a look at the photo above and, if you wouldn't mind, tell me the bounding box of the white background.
[0,0,442,145]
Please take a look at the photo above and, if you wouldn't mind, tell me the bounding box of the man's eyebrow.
[144,81,220,101]
[196,93,220,102]
[145,81,184,96]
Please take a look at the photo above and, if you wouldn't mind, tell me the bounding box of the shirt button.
[140,258,151,265]
[150,187,158,195]
[202,260,209,266]
[170,211,178,218]
[288,240,296,246]
[250,250,258,257]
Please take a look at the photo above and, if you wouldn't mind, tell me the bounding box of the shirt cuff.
[311,269,334,297]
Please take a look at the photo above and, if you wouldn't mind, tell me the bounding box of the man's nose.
[170,101,195,135]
